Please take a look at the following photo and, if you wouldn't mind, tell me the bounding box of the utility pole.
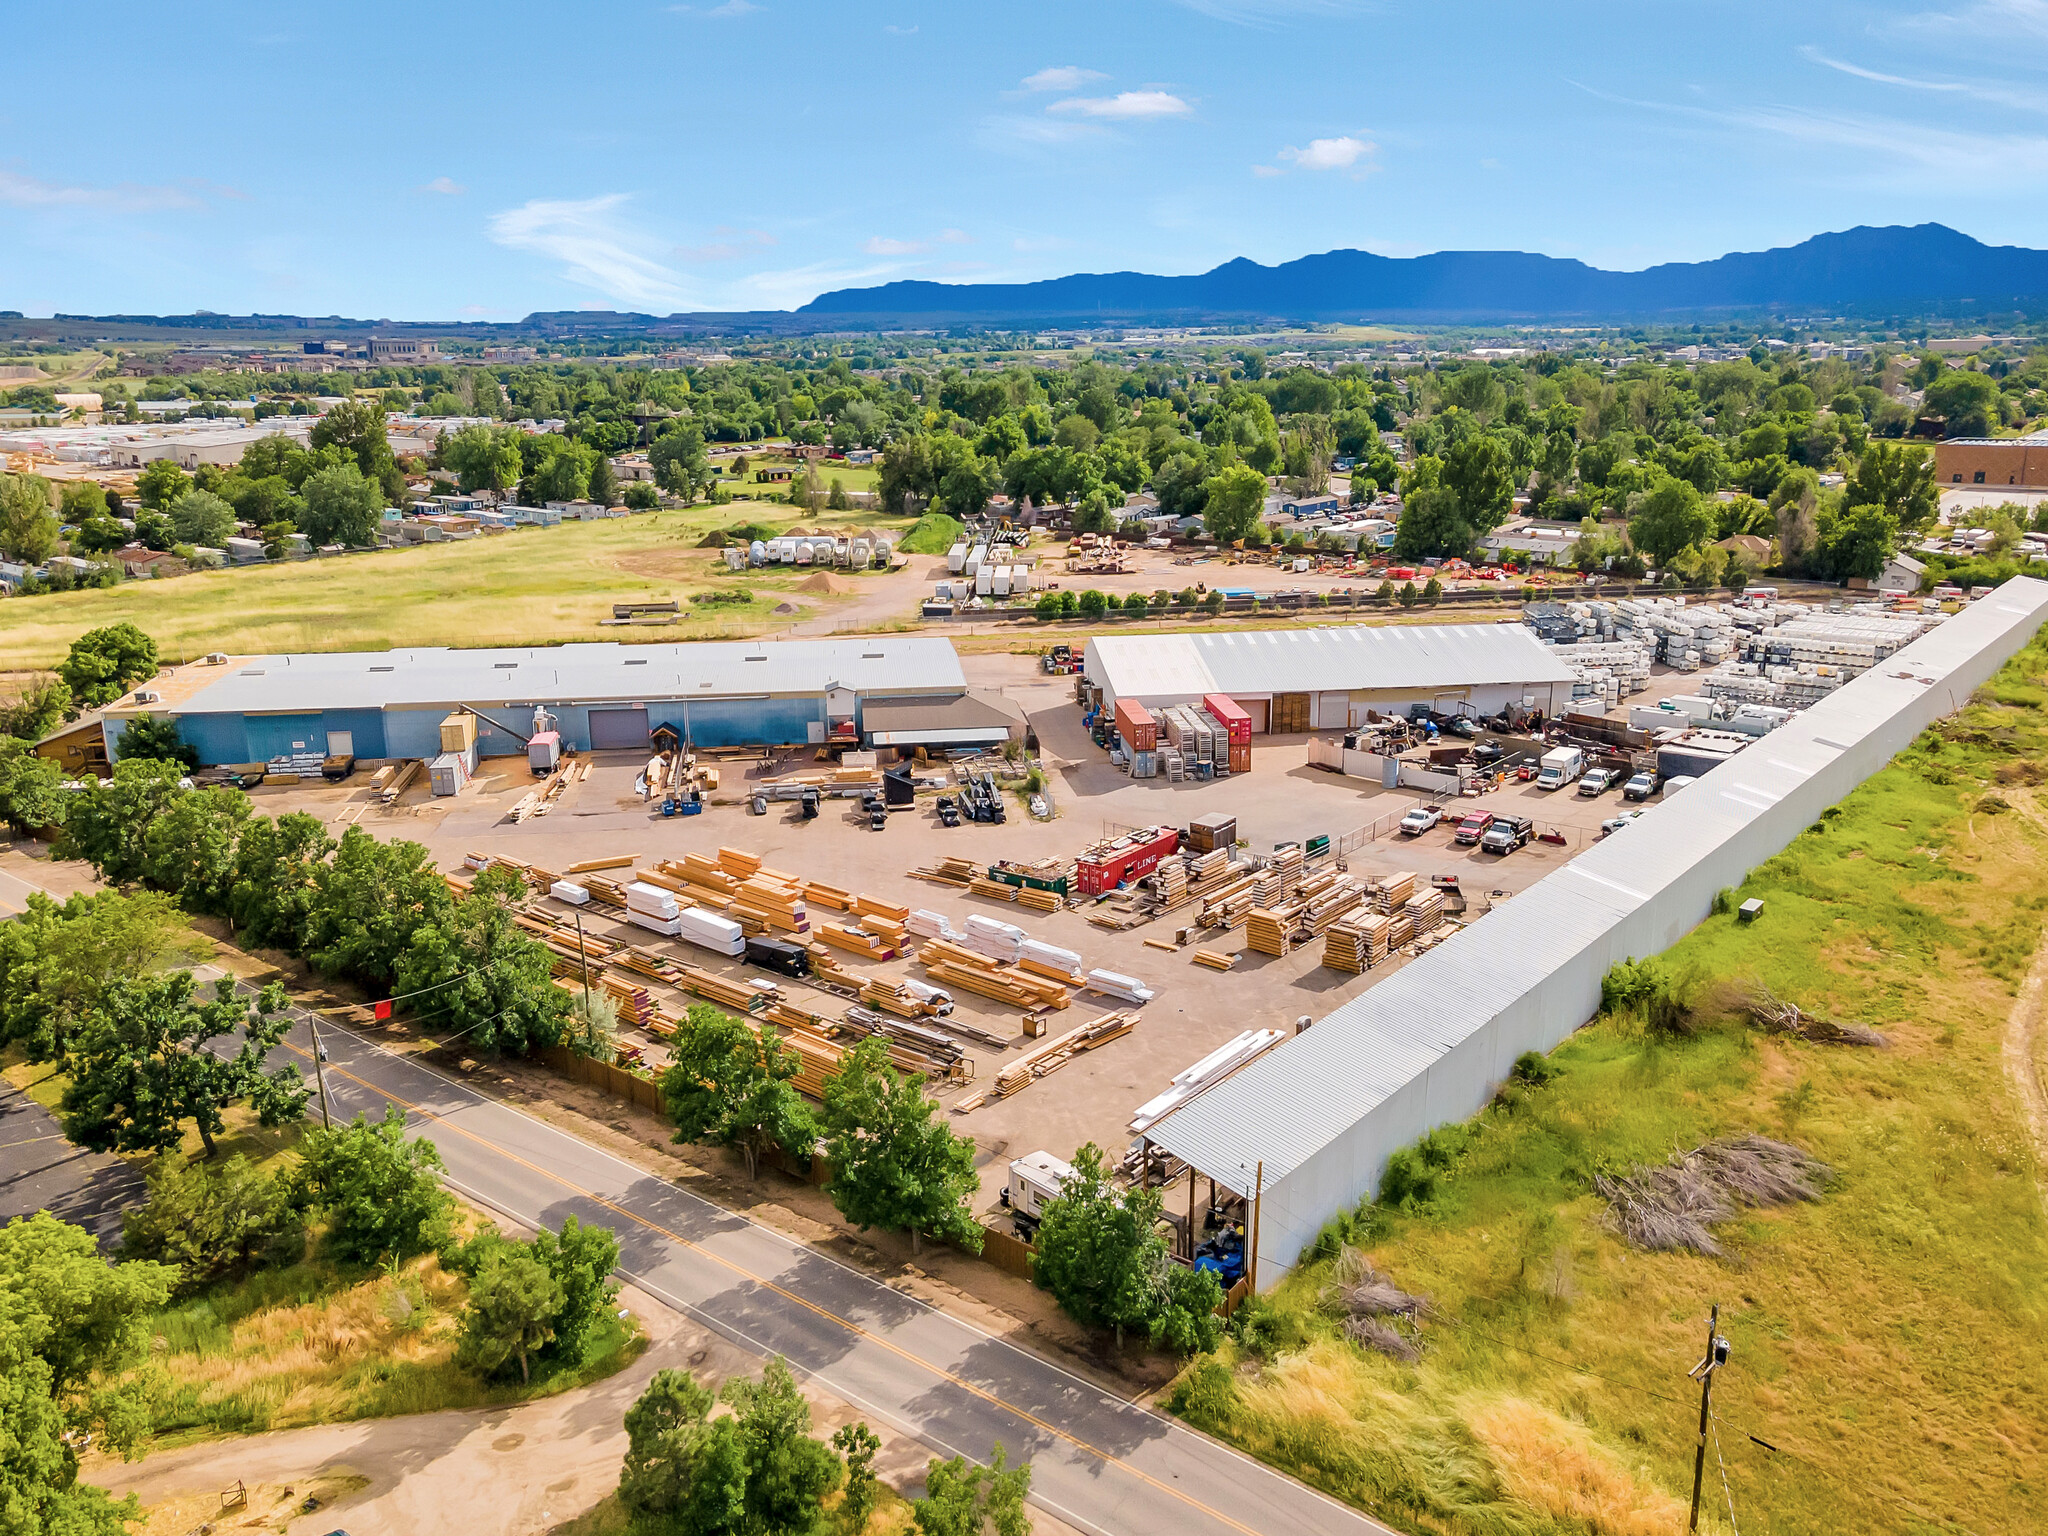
[573,905,593,1016]
[1688,1303,1729,1533]
[306,1012,332,1130]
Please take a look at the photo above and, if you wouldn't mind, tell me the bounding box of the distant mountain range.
[798,224,2048,324]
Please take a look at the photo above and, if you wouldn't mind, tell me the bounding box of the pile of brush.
[1321,1245,1430,1362]
[1731,980,1888,1047]
[1595,1135,1831,1257]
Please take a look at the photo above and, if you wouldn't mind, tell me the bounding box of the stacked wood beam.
[911,856,980,888]
[1323,912,1390,973]
[951,1011,1137,1113]
[1367,872,1418,913]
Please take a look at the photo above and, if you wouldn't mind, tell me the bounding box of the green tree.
[1627,476,1715,568]
[826,477,850,511]
[300,463,383,547]
[0,673,72,741]
[1398,579,1420,608]
[114,714,197,770]
[651,422,712,501]
[141,786,250,912]
[1923,369,2001,438]
[1441,434,1515,530]
[60,974,307,1157]
[1034,592,1059,621]
[392,865,567,1054]
[833,1423,882,1536]
[530,1214,620,1364]
[1813,499,1898,582]
[1122,591,1149,620]
[530,441,598,504]
[53,756,185,885]
[134,458,188,510]
[305,827,452,984]
[820,1037,983,1253]
[167,488,237,547]
[1077,588,1107,619]
[1391,485,1474,560]
[0,471,59,564]
[0,889,198,1062]
[1201,463,1268,544]
[587,450,619,508]
[309,398,398,489]
[0,738,66,836]
[120,1153,302,1293]
[1031,1143,1161,1347]
[725,1356,844,1536]
[457,1246,563,1383]
[58,623,158,708]
[661,1007,817,1180]
[227,812,335,953]
[912,1443,1031,1536]
[1845,440,1938,529]
[297,1105,454,1263]
[619,1369,748,1535]
[1421,575,1442,603]
[442,423,525,494]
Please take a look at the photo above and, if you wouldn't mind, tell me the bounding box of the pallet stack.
[1253,846,1304,905]
[1322,913,1391,973]
[1403,889,1447,937]
[1301,877,1364,936]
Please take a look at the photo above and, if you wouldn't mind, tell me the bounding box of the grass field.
[0,498,918,667]
[1166,629,2048,1536]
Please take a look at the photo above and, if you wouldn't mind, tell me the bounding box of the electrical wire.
[1711,1411,1739,1536]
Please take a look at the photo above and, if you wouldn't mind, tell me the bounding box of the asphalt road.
[0,1081,146,1249]
[232,988,1397,1536]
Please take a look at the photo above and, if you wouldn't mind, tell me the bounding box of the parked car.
[1577,765,1619,797]
[1446,716,1478,739]
[1453,809,1493,846]
[1399,805,1444,835]
[1622,770,1660,801]
[1480,814,1534,854]
[1601,808,1647,836]
[1471,740,1506,766]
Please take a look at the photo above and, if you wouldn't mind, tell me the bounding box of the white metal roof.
[164,638,966,716]
[1147,579,2048,1198]
[1087,622,1576,703]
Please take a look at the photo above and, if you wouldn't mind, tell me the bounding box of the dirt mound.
[771,601,801,616]
[796,572,855,594]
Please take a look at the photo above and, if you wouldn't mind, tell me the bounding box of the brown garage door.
[1271,692,1311,733]
[1234,697,1269,734]
[588,707,650,750]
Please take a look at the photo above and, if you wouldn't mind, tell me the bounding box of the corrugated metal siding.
[1149,578,2048,1288]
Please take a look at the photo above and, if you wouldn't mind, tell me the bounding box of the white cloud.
[1894,0,2048,41]
[885,22,917,33]
[1251,163,1285,178]
[976,115,1107,153]
[1049,90,1192,119]
[418,176,466,195]
[487,194,693,309]
[729,260,904,310]
[939,228,972,244]
[0,169,203,212]
[1278,134,1373,171]
[1800,45,2048,113]
[1023,66,1107,92]
[864,236,931,255]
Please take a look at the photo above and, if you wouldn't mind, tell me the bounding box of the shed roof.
[1147,584,2048,1198]
[1087,622,1576,702]
[159,638,966,717]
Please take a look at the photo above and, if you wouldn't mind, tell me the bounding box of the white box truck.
[1536,745,1585,790]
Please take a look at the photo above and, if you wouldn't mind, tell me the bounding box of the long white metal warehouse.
[1083,622,1578,732]
[1148,576,2048,1290]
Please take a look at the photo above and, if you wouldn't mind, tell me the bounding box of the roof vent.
[132,689,161,704]
[494,662,518,669]
[862,652,884,659]
[744,655,768,662]
[369,665,395,673]
[624,658,648,666]
[240,669,266,677]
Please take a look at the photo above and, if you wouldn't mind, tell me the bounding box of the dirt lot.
[248,654,1699,1226]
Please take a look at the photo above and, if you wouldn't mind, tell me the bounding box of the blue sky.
[3,1,2042,319]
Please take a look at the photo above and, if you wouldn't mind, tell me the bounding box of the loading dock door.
[1234,697,1270,734]
[325,732,353,758]
[1271,692,1311,733]
[588,707,650,750]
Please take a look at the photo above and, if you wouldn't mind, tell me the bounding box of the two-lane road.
[239,991,1394,1536]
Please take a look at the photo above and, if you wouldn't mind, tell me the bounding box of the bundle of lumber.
[918,939,1071,1009]
[860,978,945,1020]
[1016,939,1085,986]
[1301,878,1364,935]
[717,846,763,880]
[780,1024,855,1099]
[1403,889,1447,935]
[1197,875,1259,929]
[911,856,980,887]
[673,963,773,1014]
[951,1011,1137,1113]
[1253,845,1304,904]
[802,880,853,911]
[806,948,872,992]
[767,999,829,1032]
[1152,859,1190,911]
[583,876,629,908]
[1387,912,1416,947]
[1191,949,1236,971]
[818,922,897,960]
[734,875,809,935]
[1184,849,1233,888]
[612,946,682,985]
[1016,885,1062,915]
[1368,871,1418,913]
[1322,913,1390,973]
[660,854,741,903]
[967,876,1021,904]
[1245,908,1291,957]
[837,1008,967,1076]
[600,977,662,1031]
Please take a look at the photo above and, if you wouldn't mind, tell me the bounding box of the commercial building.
[1934,435,2048,488]
[1083,623,1579,733]
[101,637,971,767]
[1146,577,2048,1291]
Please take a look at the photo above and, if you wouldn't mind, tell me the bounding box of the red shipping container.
[1076,825,1182,895]
[1228,742,1251,775]
[1202,693,1253,745]
[1113,699,1158,752]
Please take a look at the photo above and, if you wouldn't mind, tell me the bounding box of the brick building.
[1934,435,2048,488]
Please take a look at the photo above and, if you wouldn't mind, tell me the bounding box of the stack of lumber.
[860,978,946,1020]
[732,874,808,935]
[613,946,682,986]
[1253,845,1304,904]
[906,909,959,943]
[767,999,829,1032]
[673,963,773,1014]
[801,880,853,911]
[852,897,908,951]
[1245,908,1291,957]
[1197,875,1259,929]
[515,909,619,962]
[1015,884,1062,915]
[632,868,694,898]
[1403,889,1447,935]
[967,875,1022,904]
[1191,949,1236,971]
[780,1023,855,1099]
[1367,872,1418,914]
[717,846,764,879]
[1387,911,1416,947]
[1152,859,1190,911]
[961,915,1027,963]
[1301,877,1365,935]
[657,854,742,906]
[567,856,636,875]
[600,977,663,1031]
[1184,849,1234,891]
[1322,913,1390,973]
[837,1008,967,1077]
[378,759,424,804]
[951,1011,1137,1113]
[1017,939,1085,986]
[818,921,897,960]
[583,876,629,908]
[918,940,1071,1010]
[911,856,980,888]
[806,948,872,992]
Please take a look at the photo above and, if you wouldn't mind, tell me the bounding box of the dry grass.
[1593,1136,1830,1257]
[1465,1399,1689,1536]
[128,1474,368,1536]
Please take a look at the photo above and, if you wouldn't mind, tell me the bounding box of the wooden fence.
[974,1223,1037,1280]
[537,1045,667,1115]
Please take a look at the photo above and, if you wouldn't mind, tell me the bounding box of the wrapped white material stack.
[626,880,684,936]
[676,908,745,956]
[901,979,954,1012]
[962,914,1026,963]
[906,909,959,942]
[1086,969,1155,1004]
[1129,1028,1282,1131]
[549,880,590,906]
[1019,938,1084,976]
